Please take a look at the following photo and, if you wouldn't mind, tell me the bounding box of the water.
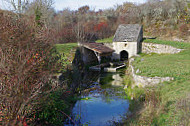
[65,71,129,126]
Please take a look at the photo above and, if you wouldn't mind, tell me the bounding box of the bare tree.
[72,6,94,43]
[2,0,30,13]
[25,0,55,28]
[73,6,89,43]
[2,0,54,15]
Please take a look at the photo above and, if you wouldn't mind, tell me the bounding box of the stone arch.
[120,50,129,61]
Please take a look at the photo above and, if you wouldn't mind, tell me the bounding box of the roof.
[81,42,114,55]
[113,24,142,42]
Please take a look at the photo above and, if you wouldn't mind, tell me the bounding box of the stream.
[64,70,130,126]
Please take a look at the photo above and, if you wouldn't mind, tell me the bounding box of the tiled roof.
[82,43,114,54]
[113,24,142,42]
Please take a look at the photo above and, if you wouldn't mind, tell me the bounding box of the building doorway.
[120,50,128,61]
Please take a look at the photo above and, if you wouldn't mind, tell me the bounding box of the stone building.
[79,24,143,64]
[111,24,143,60]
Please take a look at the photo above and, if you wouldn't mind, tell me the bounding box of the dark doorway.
[120,50,128,61]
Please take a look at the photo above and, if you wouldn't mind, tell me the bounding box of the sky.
[53,0,147,11]
[0,0,147,11]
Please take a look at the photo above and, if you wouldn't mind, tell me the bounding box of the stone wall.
[128,58,174,88]
[127,43,184,87]
[142,43,183,54]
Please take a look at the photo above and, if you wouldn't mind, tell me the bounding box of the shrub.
[0,11,59,125]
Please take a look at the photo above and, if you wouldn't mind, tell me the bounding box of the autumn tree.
[94,22,109,39]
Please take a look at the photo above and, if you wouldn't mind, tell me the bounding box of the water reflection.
[112,74,124,87]
[65,72,129,126]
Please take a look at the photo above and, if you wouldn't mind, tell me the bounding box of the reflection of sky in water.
[72,94,129,126]
[65,72,129,126]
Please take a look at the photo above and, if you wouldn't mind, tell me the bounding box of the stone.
[142,43,184,54]
[173,37,184,42]
[102,24,143,61]
[128,58,174,87]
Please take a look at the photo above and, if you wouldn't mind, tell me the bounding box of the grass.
[55,43,78,55]
[143,38,190,49]
[34,89,78,125]
[134,39,190,78]
[54,43,78,72]
[125,39,190,125]
[96,36,114,43]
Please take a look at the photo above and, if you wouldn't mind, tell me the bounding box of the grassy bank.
[55,43,78,55]
[32,43,78,125]
[54,43,78,72]
[125,39,190,125]
[96,36,113,43]
[33,89,77,125]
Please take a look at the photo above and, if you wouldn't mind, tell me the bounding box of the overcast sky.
[0,0,147,11]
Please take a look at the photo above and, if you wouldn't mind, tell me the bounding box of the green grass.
[54,43,78,72]
[134,39,190,78]
[144,38,190,49]
[96,36,114,43]
[35,89,78,125]
[126,39,190,125]
[55,43,78,55]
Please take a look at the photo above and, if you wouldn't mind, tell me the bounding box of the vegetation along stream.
[64,68,130,126]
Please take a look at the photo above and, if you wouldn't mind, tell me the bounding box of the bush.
[31,89,77,125]
[0,11,59,125]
